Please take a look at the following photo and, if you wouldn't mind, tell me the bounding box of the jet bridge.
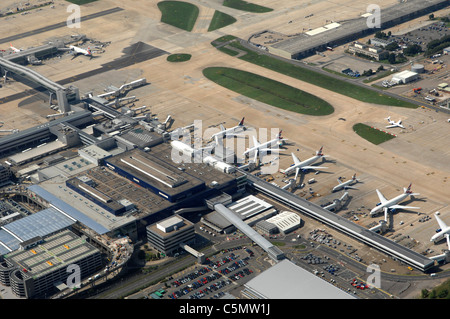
[0,56,72,112]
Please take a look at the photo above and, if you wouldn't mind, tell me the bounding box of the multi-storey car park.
[0,229,102,299]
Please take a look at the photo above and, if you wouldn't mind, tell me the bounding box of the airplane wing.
[389,204,420,210]
[385,125,397,128]
[252,136,259,148]
[301,166,327,170]
[291,153,301,166]
[259,148,282,153]
[435,213,447,231]
[375,189,388,204]
[294,167,300,180]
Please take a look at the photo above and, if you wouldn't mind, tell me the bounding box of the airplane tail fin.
[278,130,283,139]
[238,117,245,126]
[352,173,357,180]
[316,146,324,156]
[404,183,412,194]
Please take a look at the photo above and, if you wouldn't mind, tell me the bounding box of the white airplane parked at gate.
[370,183,420,216]
[243,130,286,158]
[332,174,359,192]
[385,116,405,129]
[211,117,246,140]
[9,43,23,53]
[58,45,93,59]
[281,147,328,180]
[69,45,92,57]
[430,212,450,243]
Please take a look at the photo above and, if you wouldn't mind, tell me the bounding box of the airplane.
[385,116,405,129]
[9,43,23,53]
[69,45,93,58]
[281,147,328,180]
[332,174,359,192]
[369,183,420,217]
[58,45,93,59]
[210,117,246,140]
[430,212,450,243]
[243,130,286,158]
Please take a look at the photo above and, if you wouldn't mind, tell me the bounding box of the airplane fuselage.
[244,139,282,156]
[284,155,320,174]
[370,193,409,215]
[332,179,355,191]
[212,127,243,139]
[431,228,450,242]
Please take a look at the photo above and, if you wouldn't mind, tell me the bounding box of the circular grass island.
[167,53,192,62]
[203,67,334,116]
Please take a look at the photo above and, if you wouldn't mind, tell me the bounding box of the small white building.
[266,211,301,234]
[391,70,419,84]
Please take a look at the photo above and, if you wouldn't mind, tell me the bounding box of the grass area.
[223,0,273,13]
[211,37,418,108]
[65,0,98,4]
[421,278,450,299]
[211,35,237,47]
[208,10,237,32]
[157,1,199,32]
[352,123,396,145]
[203,67,334,116]
[167,53,192,62]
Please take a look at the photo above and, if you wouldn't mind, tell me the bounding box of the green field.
[167,53,192,62]
[211,37,418,109]
[208,10,237,32]
[157,1,199,32]
[203,67,334,116]
[421,278,450,299]
[353,123,396,145]
[223,0,273,13]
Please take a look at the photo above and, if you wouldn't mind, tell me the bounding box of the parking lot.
[145,246,259,300]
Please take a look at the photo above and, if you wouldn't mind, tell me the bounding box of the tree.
[438,289,448,298]
[403,44,422,56]
[375,31,388,40]
[429,13,435,20]
[385,42,400,51]
[388,53,396,64]
[421,289,429,298]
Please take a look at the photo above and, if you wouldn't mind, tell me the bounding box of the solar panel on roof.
[2,207,75,242]
[27,185,110,235]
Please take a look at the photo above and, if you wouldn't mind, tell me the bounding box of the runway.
[0,7,124,45]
